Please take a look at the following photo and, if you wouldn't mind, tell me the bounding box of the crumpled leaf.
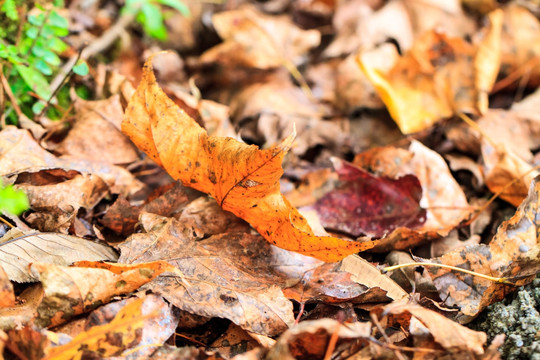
[357,9,502,134]
[0,126,144,197]
[42,298,155,360]
[0,229,117,283]
[426,175,540,322]
[119,213,298,336]
[30,260,175,328]
[313,158,426,238]
[266,318,371,360]
[0,266,15,308]
[122,54,377,262]
[201,5,320,69]
[374,301,487,356]
[17,172,109,233]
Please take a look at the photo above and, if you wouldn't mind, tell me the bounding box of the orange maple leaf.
[122,54,377,262]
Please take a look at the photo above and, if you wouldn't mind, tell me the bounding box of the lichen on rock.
[471,277,540,359]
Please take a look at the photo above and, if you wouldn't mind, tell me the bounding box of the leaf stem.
[382,262,513,284]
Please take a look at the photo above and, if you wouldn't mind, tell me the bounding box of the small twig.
[0,216,14,228]
[491,56,540,93]
[370,313,406,360]
[323,317,342,360]
[294,302,305,325]
[36,47,84,120]
[366,336,443,354]
[0,68,24,118]
[49,12,136,92]
[174,333,209,348]
[382,262,513,284]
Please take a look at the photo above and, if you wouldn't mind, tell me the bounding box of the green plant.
[0,182,29,215]
[0,0,88,123]
[123,0,189,41]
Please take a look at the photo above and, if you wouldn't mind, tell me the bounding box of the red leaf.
[314,158,426,237]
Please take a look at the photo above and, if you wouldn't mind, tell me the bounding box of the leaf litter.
[1,1,540,359]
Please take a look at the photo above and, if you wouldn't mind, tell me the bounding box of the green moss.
[471,278,540,359]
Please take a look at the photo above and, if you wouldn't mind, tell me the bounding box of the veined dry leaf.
[30,260,175,328]
[426,175,540,322]
[0,229,117,283]
[357,9,502,134]
[119,213,298,336]
[42,298,154,360]
[122,54,377,262]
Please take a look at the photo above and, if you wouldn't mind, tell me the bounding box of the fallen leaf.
[375,301,487,355]
[0,229,117,283]
[43,298,154,359]
[357,9,502,134]
[313,158,426,238]
[265,318,371,360]
[16,172,109,233]
[0,126,144,197]
[283,262,391,304]
[122,54,377,262]
[30,260,175,328]
[0,285,43,331]
[201,6,320,69]
[118,213,297,336]
[0,266,14,308]
[54,95,139,164]
[482,141,538,207]
[425,175,540,322]
[353,140,471,251]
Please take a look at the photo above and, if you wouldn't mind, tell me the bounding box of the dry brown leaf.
[0,285,43,331]
[118,213,298,336]
[375,301,487,355]
[29,260,174,328]
[201,6,320,69]
[0,229,117,283]
[229,76,349,156]
[122,54,377,261]
[54,95,138,164]
[0,126,144,197]
[0,266,14,308]
[17,172,108,233]
[426,175,540,322]
[266,318,371,360]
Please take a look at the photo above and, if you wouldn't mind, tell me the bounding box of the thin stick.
[491,56,540,93]
[370,313,406,360]
[457,112,497,148]
[0,216,14,228]
[0,68,23,117]
[382,262,512,284]
[323,320,341,360]
[367,336,443,353]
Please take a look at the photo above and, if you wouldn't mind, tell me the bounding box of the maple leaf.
[122,54,377,262]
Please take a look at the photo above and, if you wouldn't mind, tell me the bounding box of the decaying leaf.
[42,298,154,359]
[357,9,502,134]
[122,54,377,262]
[30,260,175,328]
[313,158,426,238]
[374,301,487,355]
[0,126,144,196]
[0,266,15,308]
[119,213,297,336]
[0,229,117,283]
[426,175,540,322]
